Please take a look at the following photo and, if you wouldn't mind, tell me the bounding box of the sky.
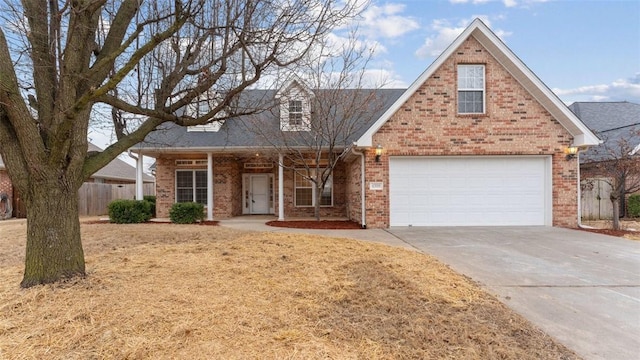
[348,0,640,104]
[90,0,639,166]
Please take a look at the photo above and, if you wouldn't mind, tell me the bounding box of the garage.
[389,156,551,226]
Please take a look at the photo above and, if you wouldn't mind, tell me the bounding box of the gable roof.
[275,76,315,99]
[356,18,601,148]
[0,144,153,183]
[569,101,640,163]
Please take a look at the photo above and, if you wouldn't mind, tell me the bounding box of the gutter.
[128,149,138,162]
[350,145,367,229]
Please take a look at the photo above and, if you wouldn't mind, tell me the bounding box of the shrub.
[628,194,640,218]
[143,195,156,217]
[108,199,152,224]
[170,202,205,224]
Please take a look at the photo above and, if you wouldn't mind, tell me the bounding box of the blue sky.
[351,0,640,104]
[90,0,639,160]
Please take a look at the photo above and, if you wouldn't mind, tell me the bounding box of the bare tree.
[0,0,360,287]
[583,127,640,230]
[244,31,388,220]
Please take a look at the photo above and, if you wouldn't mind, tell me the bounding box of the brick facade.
[0,170,11,200]
[364,35,578,228]
[154,154,347,219]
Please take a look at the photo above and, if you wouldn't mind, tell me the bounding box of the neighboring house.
[132,19,599,228]
[0,143,154,217]
[569,101,640,217]
[85,143,155,184]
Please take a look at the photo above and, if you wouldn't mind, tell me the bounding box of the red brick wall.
[365,35,578,228]
[0,170,12,201]
[282,161,347,219]
[154,154,348,219]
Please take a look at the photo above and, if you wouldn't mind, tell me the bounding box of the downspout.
[350,145,366,229]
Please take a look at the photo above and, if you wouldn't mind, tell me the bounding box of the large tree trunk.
[20,181,85,288]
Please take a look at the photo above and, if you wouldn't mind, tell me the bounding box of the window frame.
[175,169,208,204]
[294,169,333,207]
[288,100,304,126]
[457,64,486,115]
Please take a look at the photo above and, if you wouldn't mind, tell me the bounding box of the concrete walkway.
[219,217,640,360]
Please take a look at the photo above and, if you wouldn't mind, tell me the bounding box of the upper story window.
[457,64,485,114]
[288,100,303,126]
[277,78,314,131]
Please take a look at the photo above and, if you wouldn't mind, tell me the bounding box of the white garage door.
[389,157,550,226]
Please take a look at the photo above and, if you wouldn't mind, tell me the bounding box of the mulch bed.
[266,220,362,229]
[577,227,638,237]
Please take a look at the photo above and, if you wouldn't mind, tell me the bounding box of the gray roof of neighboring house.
[0,144,154,183]
[134,89,405,153]
[569,101,640,163]
[88,143,154,182]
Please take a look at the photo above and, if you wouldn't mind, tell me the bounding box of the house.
[569,101,640,217]
[0,143,154,218]
[131,19,599,228]
[569,101,640,164]
[85,143,155,185]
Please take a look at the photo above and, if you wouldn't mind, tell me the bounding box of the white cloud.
[553,73,640,104]
[415,16,511,59]
[448,0,549,7]
[357,3,420,39]
[362,67,408,88]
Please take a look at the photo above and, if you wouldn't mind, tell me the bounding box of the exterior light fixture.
[375,144,383,163]
[565,146,578,160]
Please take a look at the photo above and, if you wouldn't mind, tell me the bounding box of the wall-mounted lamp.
[375,144,383,163]
[565,146,578,160]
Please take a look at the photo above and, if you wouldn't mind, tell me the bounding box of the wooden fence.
[77,183,155,216]
[581,178,613,220]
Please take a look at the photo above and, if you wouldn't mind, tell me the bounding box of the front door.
[250,174,269,214]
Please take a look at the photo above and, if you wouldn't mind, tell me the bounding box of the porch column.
[207,152,213,221]
[135,153,144,201]
[278,153,284,221]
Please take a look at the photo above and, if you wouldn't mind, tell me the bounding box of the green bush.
[628,194,640,218]
[108,199,152,224]
[143,195,156,217]
[170,202,205,224]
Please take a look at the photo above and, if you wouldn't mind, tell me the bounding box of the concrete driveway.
[387,226,640,360]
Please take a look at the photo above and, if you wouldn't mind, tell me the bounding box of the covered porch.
[131,149,350,222]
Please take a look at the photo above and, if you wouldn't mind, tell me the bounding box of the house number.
[369,182,384,190]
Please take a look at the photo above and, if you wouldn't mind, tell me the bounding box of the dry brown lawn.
[0,219,579,359]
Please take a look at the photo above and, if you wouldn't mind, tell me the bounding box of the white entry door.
[250,174,269,214]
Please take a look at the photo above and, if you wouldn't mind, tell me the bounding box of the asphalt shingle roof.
[135,89,405,152]
[569,102,640,163]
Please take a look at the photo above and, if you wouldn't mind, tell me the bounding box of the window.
[457,64,485,114]
[288,100,303,126]
[295,169,332,207]
[176,170,208,204]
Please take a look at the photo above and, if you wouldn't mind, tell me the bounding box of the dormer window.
[277,77,314,131]
[288,100,303,126]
